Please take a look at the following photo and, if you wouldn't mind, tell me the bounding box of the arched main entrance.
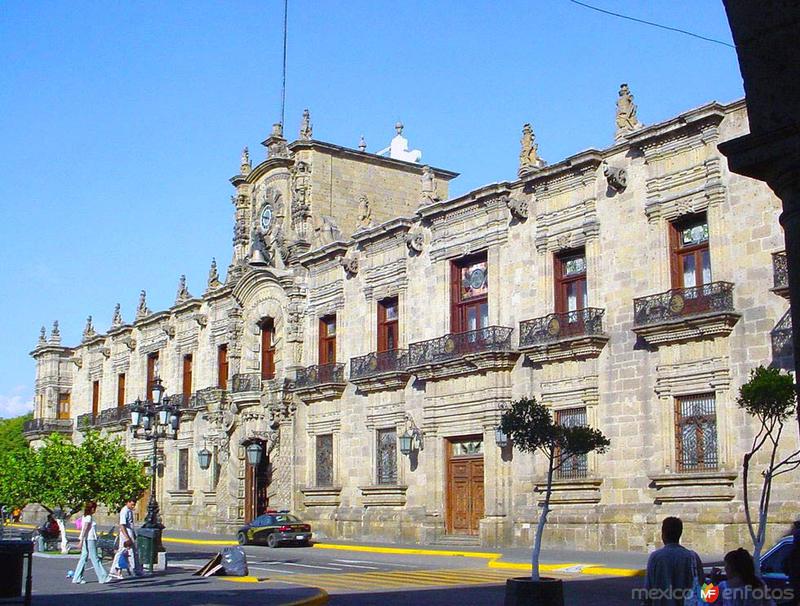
[243,439,272,523]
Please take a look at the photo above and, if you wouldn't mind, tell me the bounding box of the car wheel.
[237,532,249,546]
[266,533,279,548]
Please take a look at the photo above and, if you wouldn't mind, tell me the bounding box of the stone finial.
[420,165,439,205]
[175,274,192,303]
[207,257,222,290]
[519,123,546,175]
[356,194,373,229]
[82,316,96,342]
[358,135,367,152]
[263,122,289,159]
[615,83,643,141]
[50,320,61,344]
[38,326,47,345]
[299,109,313,140]
[240,147,251,175]
[111,303,123,327]
[136,290,151,320]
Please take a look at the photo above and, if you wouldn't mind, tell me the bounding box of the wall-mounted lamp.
[399,414,423,456]
[197,444,212,470]
[494,426,509,448]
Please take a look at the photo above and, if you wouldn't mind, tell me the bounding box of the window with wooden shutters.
[377,298,399,352]
[316,434,333,486]
[57,393,71,420]
[675,394,718,472]
[146,352,159,400]
[117,373,126,408]
[555,407,588,479]
[92,380,100,417]
[670,214,711,289]
[182,354,193,399]
[178,448,189,491]
[451,253,488,333]
[319,316,336,365]
[555,249,587,314]
[217,344,228,390]
[376,428,398,485]
[260,318,276,380]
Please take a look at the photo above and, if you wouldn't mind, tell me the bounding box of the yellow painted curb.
[312,542,500,560]
[218,575,267,583]
[581,566,645,577]
[488,560,582,572]
[281,589,329,606]
[163,537,238,546]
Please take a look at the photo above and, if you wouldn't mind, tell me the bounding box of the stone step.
[433,534,481,546]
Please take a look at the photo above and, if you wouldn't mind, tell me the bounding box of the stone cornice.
[230,157,293,186]
[232,267,298,308]
[351,217,416,248]
[516,151,603,191]
[170,298,204,316]
[133,310,171,329]
[29,344,73,358]
[298,241,349,269]
[417,182,511,222]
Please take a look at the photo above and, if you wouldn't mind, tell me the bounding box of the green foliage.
[737,366,797,421]
[500,396,610,460]
[3,431,147,517]
[0,413,34,508]
[0,413,32,458]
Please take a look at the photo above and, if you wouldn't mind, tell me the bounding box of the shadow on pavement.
[31,586,321,606]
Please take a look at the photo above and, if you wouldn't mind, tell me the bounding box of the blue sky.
[0,1,742,417]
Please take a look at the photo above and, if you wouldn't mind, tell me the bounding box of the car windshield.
[274,514,301,524]
[762,539,794,575]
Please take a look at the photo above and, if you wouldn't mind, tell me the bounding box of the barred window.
[178,448,189,491]
[376,428,398,485]
[555,407,588,479]
[675,394,718,472]
[316,434,334,486]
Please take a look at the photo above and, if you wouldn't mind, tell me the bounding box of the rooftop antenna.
[280,0,288,130]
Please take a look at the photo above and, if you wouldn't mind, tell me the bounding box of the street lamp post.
[129,377,181,570]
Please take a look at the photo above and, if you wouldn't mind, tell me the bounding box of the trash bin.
[137,528,156,571]
[0,539,32,601]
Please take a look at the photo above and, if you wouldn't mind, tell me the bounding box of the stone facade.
[26,101,798,554]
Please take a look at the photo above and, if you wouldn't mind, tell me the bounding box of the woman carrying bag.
[72,501,108,584]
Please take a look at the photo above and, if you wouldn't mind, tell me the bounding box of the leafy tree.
[0,414,33,511]
[501,397,610,582]
[0,413,32,458]
[737,366,800,574]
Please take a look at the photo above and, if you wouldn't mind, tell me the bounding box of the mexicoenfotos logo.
[700,582,720,603]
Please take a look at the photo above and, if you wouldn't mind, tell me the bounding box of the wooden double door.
[244,442,272,523]
[446,437,484,535]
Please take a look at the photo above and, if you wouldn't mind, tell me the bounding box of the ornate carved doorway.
[445,436,484,535]
[244,439,272,523]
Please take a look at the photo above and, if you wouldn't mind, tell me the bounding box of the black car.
[236,511,312,548]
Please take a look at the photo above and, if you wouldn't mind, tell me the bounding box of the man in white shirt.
[109,498,143,578]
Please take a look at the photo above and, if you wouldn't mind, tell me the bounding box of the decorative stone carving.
[193,314,208,328]
[340,254,359,276]
[175,274,192,303]
[556,234,571,251]
[111,303,123,328]
[207,258,222,290]
[615,83,643,141]
[136,290,151,320]
[272,227,291,265]
[519,123,546,174]
[264,122,289,159]
[313,215,342,247]
[290,160,312,235]
[161,323,175,338]
[504,195,528,220]
[356,194,373,230]
[38,326,46,346]
[603,162,627,192]
[405,228,425,253]
[121,336,136,351]
[240,147,251,175]
[420,165,439,205]
[50,321,61,344]
[358,135,367,152]
[72,356,83,368]
[285,302,304,341]
[99,347,111,359]
[82,316,96,342]
[299,109,313,140]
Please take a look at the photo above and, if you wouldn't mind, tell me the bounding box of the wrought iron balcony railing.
[407,326,514,367]
[23,418,74,435]
[294,363,346,389]
[96,405,130,427]
[773,251,788,291]
[771,309,794,371]
[350,349,409,380]
[519,308,606,348]
[633,282,735,327]
[76,413,97,430]
[232,373,262,393]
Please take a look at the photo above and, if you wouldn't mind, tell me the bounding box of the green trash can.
[137,528,156,571]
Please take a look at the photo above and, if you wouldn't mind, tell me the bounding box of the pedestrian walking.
[717,547,775,605]
[108,498,142,578]
[71,501,108,584]
[642,516,704,605]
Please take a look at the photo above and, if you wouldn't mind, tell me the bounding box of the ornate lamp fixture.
[245,441,264,467]
[494,426,509,448]
[398,414,423,457]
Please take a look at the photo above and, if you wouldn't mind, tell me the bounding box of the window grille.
[316,434,334,486]
[376,428,398,485]
[555,407,588,479]
[675,394,718,472]
[178,448,189,491]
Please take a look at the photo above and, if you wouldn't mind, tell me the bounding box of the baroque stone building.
[26,93,798,554]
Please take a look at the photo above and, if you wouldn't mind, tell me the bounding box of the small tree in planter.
[501,397,609,605]
[737,366,800,575]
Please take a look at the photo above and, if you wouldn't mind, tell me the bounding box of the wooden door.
[446,438,484,535]
[135,487,150,522]
[244,444,271,523]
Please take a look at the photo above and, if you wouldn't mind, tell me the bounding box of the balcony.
[76,413,98,431]
[96,405,130,430]
[349,349,411,393]
[406,326,519,381]
[519,308,609,363]
[173,388,222,417]
[230,372,263,407]
[632,282,740,346]
[771,310,794,371]
[22,418,73,438]
[293,363,346,403]
[772,251,789,298]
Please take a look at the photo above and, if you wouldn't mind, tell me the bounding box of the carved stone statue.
[356,194,373,229]
[615,83,643,140]
[358,135,367,152]
[207,258,222,290]
[240,147,251,175]
[420,165,439,204]
[82,316,95,341]
[405,229,424,253]
[504,195,529,221]
[313,215,342,247]
[38,326,46,345]
[175,274,192,303]
[603,162,628,192]
[136,290,151,320]
[519,123,545,174]
[340,254,359,276]
[299,109,313,140]
[111,303,123,327]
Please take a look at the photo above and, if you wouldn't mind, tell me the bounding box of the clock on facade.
[260,205,273,231]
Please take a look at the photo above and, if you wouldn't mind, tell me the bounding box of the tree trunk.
[531,449,555,583]
[56,518,68,554]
